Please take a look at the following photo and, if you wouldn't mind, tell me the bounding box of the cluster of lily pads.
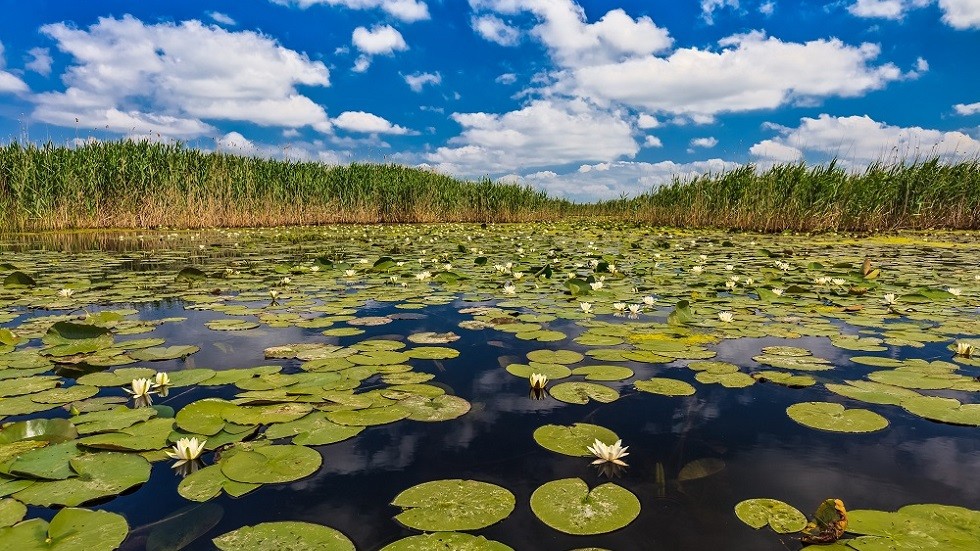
[1,223,978,549]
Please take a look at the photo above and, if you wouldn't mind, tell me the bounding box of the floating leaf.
[801,498,848,544]
[533,423,619,457]
[326,406,411,426]
[530,478,640,535]
[786,402,888,433]
[635,377,696,396]
[3,271,36,288]
[380,532,514,551]
[549,382,620,404]
[392,479,515,531]
[401,394,471,422]
[734,498,807,533]
[0,419,78,444]
[220,445,321,484]
[262,413,364,445]
[570,365,634,381]
[0,507,128,551]
[13,452,151,507]
[145,503,224,551]
[213,521,354,551]
[130,345,200,361]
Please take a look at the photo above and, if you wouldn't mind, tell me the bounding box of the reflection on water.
[3,230,978,551]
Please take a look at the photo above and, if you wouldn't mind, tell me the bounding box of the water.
[1,226,978,550]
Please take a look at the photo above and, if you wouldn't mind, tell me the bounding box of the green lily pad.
[533,423,619,457]
[635,377,696,396]
[177,464,259,502]
[13,452,151,506]
[220,445,321,484]
[786,402,889,433]
[526,350,584,365]
[401,394,471,422]
[404,346,460,359]
[0,498,26,527]
[530,478,640,535]
[392,479,515,531]
[0,419,78,444]
[223,403,314,425]
[262,413,364,445]
[130,346,200,361]
[734,498,807,533]
[175,399,233,436]
[549,382,620,404]
[326,406,411,426]
[753,371,815,387]
[78,418,175,451]
[213,521,355,551]
[570,365,634,381]
[0,507,128,551]
[824,380,921,406]
[73,407,157,435]
[380,532,514,551]
[901,396,980,426]
[3,441,82,480]
[505,362,572,380]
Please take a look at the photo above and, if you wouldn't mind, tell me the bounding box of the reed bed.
[1,140,977,232]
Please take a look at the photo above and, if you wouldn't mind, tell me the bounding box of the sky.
[0,0,978,201]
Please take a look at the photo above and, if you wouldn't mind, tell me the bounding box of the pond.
[0,224,978,550]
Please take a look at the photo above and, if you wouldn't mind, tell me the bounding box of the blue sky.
[0,0,978,200]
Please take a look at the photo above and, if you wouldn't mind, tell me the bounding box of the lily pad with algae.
[12,452,151,507]
[533,423,619,457]
[391,479,515,531]
[213,521,355,551]
[530,478,640,535]
[635,377,696,396]
[0,507,128,551]
[380,532,514,551]
[734,498,807,533]
[549,382,620,405]
[786,402,888,433]
[220,445,321,485]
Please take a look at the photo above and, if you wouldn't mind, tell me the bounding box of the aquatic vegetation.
[166,437,206,467]
[587,438,629,467]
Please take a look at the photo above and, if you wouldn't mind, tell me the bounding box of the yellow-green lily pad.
[549,382,620,404]
[530,478,640,535]
[391,479,515,531]
[213,521,355,551]
[635,377,696,396]
[220,445,321,485]
[734,498,807,533]
[380,532,514,551]
[533,423,619,457]
[786,402,888,433]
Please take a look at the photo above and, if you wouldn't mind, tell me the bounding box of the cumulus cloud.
[333,111,412,134]
[351,24,408,71]
[426,98,638,175]
[939,0,980,28]
[0,41,29,94]
[275,0,429,22]
[34,16,332,138]
[636,113,660,129]
[691,136,719,148]
[751,114,980,163]
[759,1,776,15]
[403,71,441,92]
[953,101,980,115]
[643,135,663,148]
[25,47,53,76]
[565,31,904,117]
[847,0,980,29]
[471,15,521,46]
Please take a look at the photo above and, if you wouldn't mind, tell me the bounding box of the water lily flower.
[269,289,279,299]
[831,278,846,286]
[725,265,734,271]
[772,288,785,296]
[955,341,974,358]
[503,282,517,295]
[281,277,291,285]
[724,281,736,290]
[815,276,831,285]
[57,288,74,298]
[588,439,629,467]
[718,311,734,323]
[883,293,897,305]
[744,277,755,286]
[310,265,321,272]
[642,296,656,306]
[415,271,432,281]
[692,266,704,274]
[580,302,593,314]
[344,269,356,277]
[948,287,962,297]
[124,378,156,398]
[153,372,171,388]
[590,280,604,290]
[628,304,642,315]
[512,272,524,280]
[166,437,207,467]
[529,373,548,390]
[699,254,708,261]
[613,302,627,312]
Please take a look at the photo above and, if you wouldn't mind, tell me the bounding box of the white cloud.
[333,111,412,134]
[953,101,980,115]
[471,15,521,46]
[636,113,660,129]
[749,139,802,162]
[691,136,719,148]
[701,0,740,24]
[0,41,29,94]
[35,16,332,138]
[25,47,53,76]
[352,25,408,55]
[216,131,256,153]
[208,11,237,25]
[275,0,429,22]
[471,1,673,67]
[939,0,980,28]
[495,73,517,84]
[565,31,904,117]
[519,158,740,200]
[426,98,638,174]
[751,114,980,163]
[847,0,926,19]
[643,135,663,148]
[759,1,776,15]
[403,71,441,92]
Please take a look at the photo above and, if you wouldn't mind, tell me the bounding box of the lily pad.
[213,521,355,551]
[262,413,364,445]
[130,346,200,361]
[13,452,151,506]
[220,445,322,484]
[0,507,128,551]
[533,423,619,457]
[549,382,620,404]
[392,479,515,531]
[401,395,471,422]
[635,377,696,396]
[734,498,807,533]
[530,478,640,535]
[380,532,514,551]
[526,350,584,365]
[786,402,889,433]
[326,406,411,426]
[570,365,634,381]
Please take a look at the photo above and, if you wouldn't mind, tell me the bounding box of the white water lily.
[166,437,207,467]
[725,264,734,271]
[281,277,292,285]
[718,311,734,323]
[589,280,604,290]
[772,288,785,296]
[153,372,171,388]
[57,288,74,298]
[415,271,432,281]
[512,272,524,280]
[744,277,755,286]
[628,304,642,315]
[580,302,593,314]
[642,296,656,306]
[724,281,736,290]
[692,266,704,274]
[503,282,517,295]
[948,287,962,297]
[269,289,279,299]
[124,378,155,398]
[815,276,831,285]
[831,278,846,286]
[610,303,626,313]
[529,373,548,390]
[310,265,320,272]
[588,438,629,467]
[883,293,897,305]
[955,341,974,358]
[344,269,356,277]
